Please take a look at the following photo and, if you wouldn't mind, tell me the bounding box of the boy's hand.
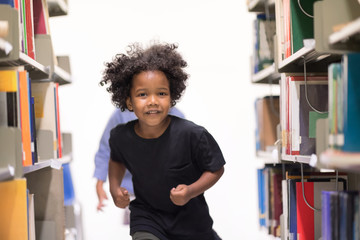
[96,180,108,211]
[170,184,192,206]
[111,187,130,209]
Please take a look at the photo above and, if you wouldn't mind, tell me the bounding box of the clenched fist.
[111,187,130,209]
[170,184,192,206]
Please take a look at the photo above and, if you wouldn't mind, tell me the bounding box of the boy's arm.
[170,166,224,206]
[109,159,130,208]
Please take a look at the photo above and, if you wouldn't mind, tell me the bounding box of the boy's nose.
[148,95,158,106]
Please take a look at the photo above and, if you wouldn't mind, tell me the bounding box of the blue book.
[257,168,266,227]
[342,53,360,152]
[0,0,15,8]
[288,179,297,240]
[63,163,75,206]
[339,191,358,240]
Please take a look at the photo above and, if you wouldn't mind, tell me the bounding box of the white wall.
[49,0,277,239]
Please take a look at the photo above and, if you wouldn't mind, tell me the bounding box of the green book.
[290,0,319,54]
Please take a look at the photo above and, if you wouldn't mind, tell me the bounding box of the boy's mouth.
[146,110,160,114]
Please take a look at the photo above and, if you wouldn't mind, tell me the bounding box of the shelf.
[252,63,280,84]
[0,165,15,181]
[0,38,12,55]
[47,0,69,17]
[281,154,311,164]
[278,39,341,73]
[247,0,275,13]
[53,65,72,85]
[329,17,360,45]
[23,159,62,174]
[319,149,360,172]
[256,150,280,164]
[59,154,72,165]
[0,52,50,79]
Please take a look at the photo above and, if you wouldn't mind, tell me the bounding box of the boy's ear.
[126,97,133,111]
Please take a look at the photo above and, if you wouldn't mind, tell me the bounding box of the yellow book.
[0,70,18,92]
[0,178,28,240]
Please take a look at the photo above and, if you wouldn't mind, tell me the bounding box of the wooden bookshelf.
[248,0,360,239]
[0,1,81,239]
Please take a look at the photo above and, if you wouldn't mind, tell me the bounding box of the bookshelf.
[0,1,81,239]
[248,0,360,239]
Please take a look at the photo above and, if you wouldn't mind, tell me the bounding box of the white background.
[49,0,278,239]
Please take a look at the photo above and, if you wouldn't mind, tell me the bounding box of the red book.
[283,0,291,58]
[24,0,35,59]
[55,83,62,158]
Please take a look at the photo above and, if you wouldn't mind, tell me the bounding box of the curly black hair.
[100,42,188,111]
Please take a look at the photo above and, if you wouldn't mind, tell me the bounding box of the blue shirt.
[93,108,184,194]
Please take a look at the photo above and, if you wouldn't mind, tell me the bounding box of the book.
[341,53,360,152]
[18,70,32,166]
[321,191,338,240]
[0,70,19,128]
[299,83,328,155]
[252,14,275,74]
[287,76,327,155]
[255,96,280,152]
[274,0,285,63]
[283,0,291,58]
[24,0,35,59]
[32,0,50,35]
[339,191,358,240]
[296,180,344,240]
[257,168,266,227]
[289,0,317,54]
[30,96,38,164]
[0,178,29,239]
[328,63,341,148]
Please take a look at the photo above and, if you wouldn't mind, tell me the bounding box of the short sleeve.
[194,129,226,172]
[109,127,124,164]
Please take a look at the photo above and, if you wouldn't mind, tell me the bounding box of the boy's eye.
[159,92,168,96]
[138,93,146,97]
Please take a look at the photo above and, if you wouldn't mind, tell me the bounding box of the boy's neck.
[134,116,171,139]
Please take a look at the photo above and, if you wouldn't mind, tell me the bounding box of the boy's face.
[127,70,171,130]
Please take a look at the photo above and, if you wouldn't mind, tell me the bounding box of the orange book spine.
[19,70,32,166]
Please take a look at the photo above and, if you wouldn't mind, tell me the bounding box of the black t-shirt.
[109,116,226,240]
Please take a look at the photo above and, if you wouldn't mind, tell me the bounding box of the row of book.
[254,96,279,152]
[0,168,69,240]
[279,53,360,158]
[257,165,360,239]
[274,0,317,62]
[0,0,51,59]
[252,13,275,74]
[328,53,360,152]
[0,68,62,167]
[280,73,328,156]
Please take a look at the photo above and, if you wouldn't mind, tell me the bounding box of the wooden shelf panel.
[320,149,360,172]
[0,52,49,80]
[23,159,62,174]
[252,63,280,84]
[247,0,275,13]
[278,39,341,73]
[0,165,15,181]
[256,150,280,164]
[281,154,311,164]
[47,0,68,17]
[329,17,360,45]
